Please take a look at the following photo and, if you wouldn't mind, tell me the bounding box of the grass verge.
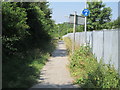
[63,37,120,88]
[2,41,56,88]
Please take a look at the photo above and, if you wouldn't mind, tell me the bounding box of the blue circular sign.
[82,9,90,16]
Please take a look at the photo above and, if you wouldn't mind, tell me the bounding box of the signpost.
[72,12,76,54]
[69,8,90,54]
[82,9,90,46]
[69,12,85,54]
[69,14,85,25]
[82,9,90,17]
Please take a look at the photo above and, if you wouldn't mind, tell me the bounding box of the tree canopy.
[87,1,112,31]
[2,2,56,88]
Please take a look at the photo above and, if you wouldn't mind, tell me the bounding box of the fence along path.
[63,29,119,73]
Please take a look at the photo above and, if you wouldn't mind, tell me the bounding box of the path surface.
[31,41,79,88]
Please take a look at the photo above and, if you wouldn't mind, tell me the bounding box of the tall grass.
[63,37,79,55]
[63,37,120,88]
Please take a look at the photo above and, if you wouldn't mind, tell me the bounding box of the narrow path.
[31,40,78,88]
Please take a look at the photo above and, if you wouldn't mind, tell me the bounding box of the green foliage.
[2,2,56,88]
[87,1,112,31]
[112,16,120,29]
[76,25,84,32]
[102,21,114,29]
[56,22,73,38]
[49,24,60,37]
[55,22,84,37]
[58,23,84,37]
[2,2,29,58]
[102,16,120,29]
[87,62,119,88]
[2,2,29,38]
[69,46,120,88]
[3,52,50,88]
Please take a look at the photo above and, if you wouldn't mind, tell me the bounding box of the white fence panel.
[103,30,118,70]
[63,29,119,71]
[92,31,104,62]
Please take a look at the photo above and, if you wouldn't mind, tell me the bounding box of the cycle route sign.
[82,9,90,16]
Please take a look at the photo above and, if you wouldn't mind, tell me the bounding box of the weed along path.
[30,40,79,88]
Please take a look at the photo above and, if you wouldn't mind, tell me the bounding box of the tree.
[56,22,73,37]
[87,1,112,31]
[76,25,84,32]
[113,16,120,28]
[2,2,29,57]
[16,2,55,52]
[2,2,56,88]
[102,16,120,29]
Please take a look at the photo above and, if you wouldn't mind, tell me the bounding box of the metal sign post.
[72,11,77,54]
[82,4,90,46]
[69,11,86,54]
[85,15,87,46]
[58,25,60,39]
[85,0,87,45]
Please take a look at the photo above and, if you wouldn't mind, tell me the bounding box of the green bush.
[3,52,50,88]
[2,2,56,88]
[69,46,120,88]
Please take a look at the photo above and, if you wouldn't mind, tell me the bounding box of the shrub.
[69,46,120,88]
[2,2,56,88]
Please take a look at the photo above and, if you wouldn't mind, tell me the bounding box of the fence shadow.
[52,49,67,57]
[29,83,81,90]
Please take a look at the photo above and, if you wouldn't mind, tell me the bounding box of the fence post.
[118,30,120,75]
[102,30,104,62]
[72,11,77,54]
[92,31,94,53]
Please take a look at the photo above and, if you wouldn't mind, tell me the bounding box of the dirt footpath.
[31,41,79,88]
